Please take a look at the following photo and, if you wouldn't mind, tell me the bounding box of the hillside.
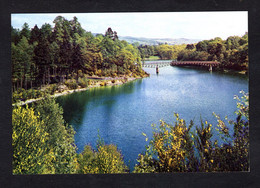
[119,36,201,45]
[93,33,200,45]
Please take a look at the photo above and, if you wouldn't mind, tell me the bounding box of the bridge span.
[171,61,220,71]
[142,61,171,68]
[171,61,220,67]
[142,61,220,71]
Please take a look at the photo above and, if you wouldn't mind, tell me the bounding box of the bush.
[78,77,89,88]
[77,137,128,174]
[95,70,102,77]
[12,91,22,103]
[29,89,36,99]
[48,84,58,95]
[33,97,77,174]
[12,98,78,174]
[12,88,40,103]
[22,90,27,99]
[132,73,137,78]
[36,90,44,98]
[112,73,117,78]
[65,79,78,90]
[78,70,83,78]
[12,105,51,174]
[100,81,106,86]
[134,91,249,173]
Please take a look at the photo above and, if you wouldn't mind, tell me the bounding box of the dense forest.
[11,16,147,92]
[137,43,186,60]
[137,33,248,72]
[177,34,248,71]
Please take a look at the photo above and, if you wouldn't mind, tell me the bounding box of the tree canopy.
[11,16,146,92]
[177,33,248,71]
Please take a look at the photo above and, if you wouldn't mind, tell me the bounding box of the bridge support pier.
[209,65,212,72]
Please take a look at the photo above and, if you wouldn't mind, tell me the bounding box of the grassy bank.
[144,56,160,61]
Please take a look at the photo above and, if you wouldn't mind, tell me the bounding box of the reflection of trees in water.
[173,66,248,79]
[56,92,89,126]
[56,79,143,127]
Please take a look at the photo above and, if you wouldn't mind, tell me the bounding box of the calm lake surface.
[56,63,248,171]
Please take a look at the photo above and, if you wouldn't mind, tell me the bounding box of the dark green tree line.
[11,16,146,92]
[177,33,248,71]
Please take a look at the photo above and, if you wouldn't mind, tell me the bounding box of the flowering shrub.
[134,91,249,172]
[12,106,51,174]
[77,138,128,174]
[13,98,78,174]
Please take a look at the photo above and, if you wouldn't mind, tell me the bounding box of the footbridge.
[142,60,220,71]
[142,61,172,68]
[171,61,220,70]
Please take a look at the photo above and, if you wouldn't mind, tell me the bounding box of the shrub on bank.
[13,98,78,174]
[12,105,51,174]
[77,137,128,174]
[78,77,89,88]
[65,79,78,90]
[12,88,46,103]
[112,73,117,78]
[48,84,58,95]
[134,91,249,173]
[100,81,107,86]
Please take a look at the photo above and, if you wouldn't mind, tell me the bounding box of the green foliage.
[134,91,249,172]
[12,106,52,174]
[138,45,156,59]
[77,137,128,174]
[33,97,78,174]
[177,33,248,71]
[145,55,160,60]
[156,44,186,60]
[12,16,147,93]
[13,98,78,174]
[100,81,107,86]
[12,88,45,103]
[78,77,89,88]
[20,23,31,40]
[65,79,78,90]
[11,36,36,90]
[48,84,58,95]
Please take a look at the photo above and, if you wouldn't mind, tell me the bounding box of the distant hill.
[93,33,201,45]
[118,36,201,45]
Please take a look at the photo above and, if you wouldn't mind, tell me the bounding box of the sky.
[11,12,248,40]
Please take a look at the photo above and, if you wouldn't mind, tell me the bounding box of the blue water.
[56,65,248,171]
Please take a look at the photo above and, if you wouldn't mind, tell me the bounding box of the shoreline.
[167,64,248,75]
[222,69,247,75]
[12,76,146,106]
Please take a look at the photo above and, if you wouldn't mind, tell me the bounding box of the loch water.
[56,64,248,171]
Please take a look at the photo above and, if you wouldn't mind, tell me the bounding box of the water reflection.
[56,65,248,171]
[56,79,143,126]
